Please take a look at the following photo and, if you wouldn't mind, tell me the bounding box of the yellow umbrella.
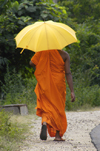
[15,20,78,53]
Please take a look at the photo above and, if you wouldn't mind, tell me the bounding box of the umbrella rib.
[48,25,69,47]
[55,25,76,46]
[26,23,44,50]
[16,23,44,49]
[44,23,49,50]
[46,23,77,45]
[49,22,76,38]
[16,25,36,45]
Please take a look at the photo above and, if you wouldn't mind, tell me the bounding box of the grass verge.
[0,110,35,151]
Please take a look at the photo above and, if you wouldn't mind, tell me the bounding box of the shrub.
[0,109,22,138]
[0,109,29,151]
[65,83,100,111]
[0,68,37,113]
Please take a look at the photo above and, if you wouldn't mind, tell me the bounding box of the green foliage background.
[0,0,100,109]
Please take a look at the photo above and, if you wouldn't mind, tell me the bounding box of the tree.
[0,0,67,87]
[58,0,100,23]
[53,0,57,3]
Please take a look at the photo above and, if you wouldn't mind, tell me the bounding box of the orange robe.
[31,50,67,137]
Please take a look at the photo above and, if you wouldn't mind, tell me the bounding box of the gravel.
[20,110,100,151]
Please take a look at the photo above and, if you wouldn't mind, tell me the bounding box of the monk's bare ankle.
[43,122,46,125]
[55,130,61,139]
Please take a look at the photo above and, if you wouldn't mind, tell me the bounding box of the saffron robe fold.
[31,50,67,137]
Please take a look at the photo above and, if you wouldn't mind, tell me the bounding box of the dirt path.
[20,110,100,151]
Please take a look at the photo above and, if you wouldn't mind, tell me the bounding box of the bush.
[1,66,100,112]
[0,109,23,138]
[65,81,100,111]
[0,68,37,113]
[0,109,29,151]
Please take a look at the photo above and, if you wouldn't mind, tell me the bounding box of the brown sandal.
[53,138,65,141]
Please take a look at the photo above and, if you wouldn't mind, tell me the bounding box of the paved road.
[90,124,100,151]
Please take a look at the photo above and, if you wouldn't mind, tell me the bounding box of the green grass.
[0,110,34,151]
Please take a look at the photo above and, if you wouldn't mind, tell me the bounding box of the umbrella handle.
[20,48,24,54]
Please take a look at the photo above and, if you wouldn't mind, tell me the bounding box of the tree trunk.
[53,0,57,3]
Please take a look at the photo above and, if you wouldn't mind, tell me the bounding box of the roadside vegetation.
[0,109,34,151]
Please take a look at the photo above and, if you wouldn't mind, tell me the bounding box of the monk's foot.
[53,137,65,141]
[54,130,65,141]
[40,125,47,140]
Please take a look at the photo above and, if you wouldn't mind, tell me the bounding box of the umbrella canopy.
[15,20,78,53]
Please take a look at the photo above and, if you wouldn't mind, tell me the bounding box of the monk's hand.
[71,92,75,102]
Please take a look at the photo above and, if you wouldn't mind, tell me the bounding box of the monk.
[29,49,75,141]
